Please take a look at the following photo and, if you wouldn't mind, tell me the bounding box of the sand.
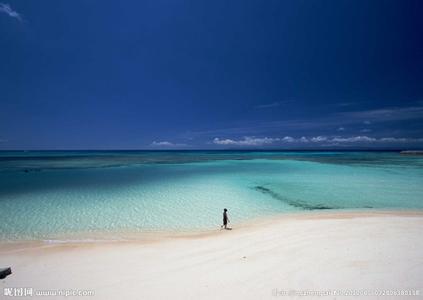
[1,211,422,299]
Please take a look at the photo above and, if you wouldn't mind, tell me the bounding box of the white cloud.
[255,100,294,109]
[255,102,281,109]
[337,127,345,131]
[360,128,372,133]
[310,136,328,142]
[331,136,376,143]
[377,137,423,143]
[150,141,187,147]
[212,135,423,146]
[313,136,423,144]
[151,141,173,146]
[213,137,280,146]
[0,3,22,21]
[379,137,409,143]
[280,136,309,143]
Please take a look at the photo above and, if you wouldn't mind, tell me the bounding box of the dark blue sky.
[1,0,422,149]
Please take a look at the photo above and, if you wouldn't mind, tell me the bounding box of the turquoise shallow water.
[0,151,422,241]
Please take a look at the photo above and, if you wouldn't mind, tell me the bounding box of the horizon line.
[0,148,421,152]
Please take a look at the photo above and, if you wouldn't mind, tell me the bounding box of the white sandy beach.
[1,211,422,299]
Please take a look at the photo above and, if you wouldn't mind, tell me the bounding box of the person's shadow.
[220,226,232,230]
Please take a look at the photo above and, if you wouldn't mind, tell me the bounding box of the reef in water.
[253,185,336,210]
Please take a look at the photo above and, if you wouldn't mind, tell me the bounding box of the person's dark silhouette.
[222,208,229,229]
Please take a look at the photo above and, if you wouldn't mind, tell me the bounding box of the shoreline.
[1,209,423,249]
[1,210,422,299]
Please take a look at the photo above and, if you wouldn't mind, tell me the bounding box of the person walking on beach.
[221,208,229,229]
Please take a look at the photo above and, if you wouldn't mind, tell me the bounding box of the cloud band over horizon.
[211,136,423,147]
